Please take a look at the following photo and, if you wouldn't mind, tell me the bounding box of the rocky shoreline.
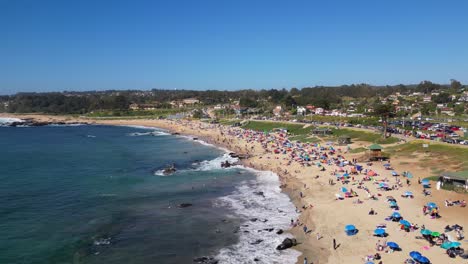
[3,118,89,127]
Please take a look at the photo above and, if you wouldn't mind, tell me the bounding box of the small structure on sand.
[368,143,386,161]
[337,135,352,145]
[440,171,468,191]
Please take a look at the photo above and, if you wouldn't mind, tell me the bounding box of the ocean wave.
[0,117,24,125]
[214,169,300,264]
[128,130,170,137]
[47,123,86,127]
[193,153,239,171]
[154,153,240,176]
[122,125,158,130]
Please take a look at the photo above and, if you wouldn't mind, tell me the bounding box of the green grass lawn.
[386,140,468,170]
[349,147,367,153]
[242,121,312,135]
[327,127,400,144]
[289,134,321,143]
[87,108,185,118]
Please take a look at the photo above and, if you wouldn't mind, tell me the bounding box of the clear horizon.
[1,0,468,95]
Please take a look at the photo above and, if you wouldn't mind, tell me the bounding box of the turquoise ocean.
[0,119,299,264]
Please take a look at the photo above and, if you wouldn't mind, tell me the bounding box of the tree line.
[0,80,464,114]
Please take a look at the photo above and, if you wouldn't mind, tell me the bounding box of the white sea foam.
[47,123,86,127]
[193,153,240,171]
[154,153,239,176]
[128,130,170,137]
[122,125,156,130]
[214,168,301,264]
[0,117,24,125]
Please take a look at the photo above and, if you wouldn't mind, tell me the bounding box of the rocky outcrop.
[276,238,297,250]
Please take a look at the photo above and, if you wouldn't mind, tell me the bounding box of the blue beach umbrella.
[404,191,413,196]
[365,262,374,264]
[389,201,398,207]
[392,171,398,176]
[406,172,413,178]
[345,225,356,232]
[422,179,430,185]
[420,229,432,235]
[409,251,422,259]
[343,173,349,177]
[379,182,388,188]
[415,255,430,264]
[400,219,411,227]
[441,241,461,249]
[341,187,348,193]
[391,212,401,218]
[426,202,437,209]
[387,241,400,249]
[374,228,385,235]
[383,163,391,167]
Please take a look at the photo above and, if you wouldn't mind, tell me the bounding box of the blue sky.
[1,0,467,94]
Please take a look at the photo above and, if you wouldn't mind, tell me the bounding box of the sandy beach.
[2,114,467,264]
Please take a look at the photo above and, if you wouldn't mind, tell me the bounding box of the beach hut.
[368,144,384,161]
[440,171,468,190]
[337,135,351,145]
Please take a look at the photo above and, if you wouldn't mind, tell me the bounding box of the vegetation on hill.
[1,80,465,114]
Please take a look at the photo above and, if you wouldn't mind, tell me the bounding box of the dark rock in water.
[254,258,260,262]
[276,229,284,235]
[193,256,218,264]
[264,228,274,232]
[250,239,263,245]
[250,218,258,222]
[276,238,297,250]
[253,191,264,197]
[178,203,193,208]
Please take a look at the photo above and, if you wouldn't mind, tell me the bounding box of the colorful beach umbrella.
[399,219,411,227]
[345,225,356,231]
[404,191,413,196]
[441,241,461,249]
[415,255,430,264]
[409,251,421,259]
[389,201,398,207]
[391,212,401,218]
[431,231,441,237]
[420,229,432,235]
[374,228,385,235]
[387,241,400,249]
[341,187,348,193]
[426,202,437,209]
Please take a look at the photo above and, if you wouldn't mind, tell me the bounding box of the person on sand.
[303,257,308,264]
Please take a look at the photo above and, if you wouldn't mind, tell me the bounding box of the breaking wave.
[214,169,300,264]
[128,130,170,137]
